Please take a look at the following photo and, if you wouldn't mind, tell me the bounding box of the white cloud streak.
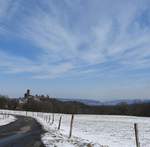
[0,50,73,78]
[0,0,150,79]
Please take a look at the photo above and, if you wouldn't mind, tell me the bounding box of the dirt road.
[0,116,45,147]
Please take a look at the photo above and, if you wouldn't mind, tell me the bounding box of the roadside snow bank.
[0,114,16,126]
[35,116,104,147]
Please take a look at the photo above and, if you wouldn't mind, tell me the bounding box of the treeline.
[0,95,150,117]
[0,95,18,110]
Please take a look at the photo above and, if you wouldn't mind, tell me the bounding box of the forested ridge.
[0,94,150,117]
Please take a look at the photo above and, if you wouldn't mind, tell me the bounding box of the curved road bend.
[0,116,45,147]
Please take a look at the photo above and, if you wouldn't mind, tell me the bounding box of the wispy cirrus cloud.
[0,0,150,79]
[0,0,11,18]
[0,50,73,79]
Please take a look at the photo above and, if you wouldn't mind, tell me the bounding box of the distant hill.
[58,98,103,106]
[58,98,150,106]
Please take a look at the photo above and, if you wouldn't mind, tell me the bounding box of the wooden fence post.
[48,115,51,123]
[58,115,62,130]
[69,114,74,138]
[51,113,55,124]
[134,123,140,147]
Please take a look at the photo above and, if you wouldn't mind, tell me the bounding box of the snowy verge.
[35,116,105,147]
[0,114,16,126]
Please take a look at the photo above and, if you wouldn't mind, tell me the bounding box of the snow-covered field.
[0,113,16,126]
[60,115,150,147]
[43,114,150,147]
[1,109,150,147]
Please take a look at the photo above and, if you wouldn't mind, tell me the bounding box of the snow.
[38,114,150,147]
[1,109,150,147]
[58,114,150,147]
[0,114,16,126]
[34,114,100,147]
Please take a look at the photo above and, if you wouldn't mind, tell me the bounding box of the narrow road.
[0,116,45,147]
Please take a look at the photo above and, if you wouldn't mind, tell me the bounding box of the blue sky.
[0,0,150,100]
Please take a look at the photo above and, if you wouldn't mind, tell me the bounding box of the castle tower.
[24,89,31,98]
[27,89,30,97]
